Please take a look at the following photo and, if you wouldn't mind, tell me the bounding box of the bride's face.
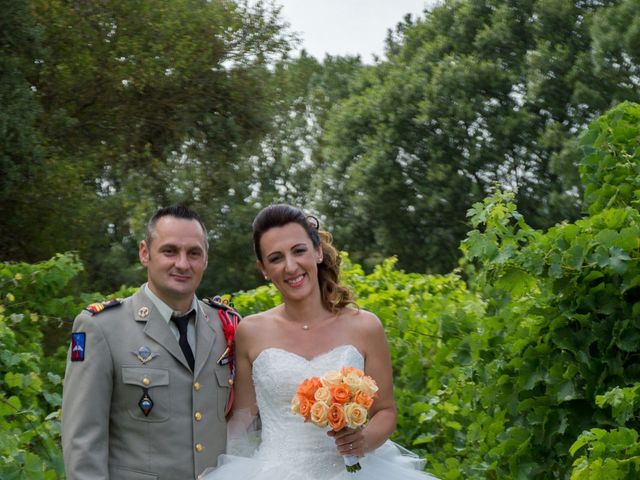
[257,222,323,301]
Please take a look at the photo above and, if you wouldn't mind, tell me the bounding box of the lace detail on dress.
[251,345,364,476]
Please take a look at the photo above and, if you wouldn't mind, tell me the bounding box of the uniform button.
[194,382,201,391]
[195,443,204,452]
[228,378,234,386]
[142,377,151,386]
[194,411,202,421]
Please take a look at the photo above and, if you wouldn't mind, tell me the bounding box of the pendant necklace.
[284,305,337,331]
[300,313,337,331]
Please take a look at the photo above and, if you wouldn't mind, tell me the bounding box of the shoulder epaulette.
[202,295,236,312]
[84,298,123,315]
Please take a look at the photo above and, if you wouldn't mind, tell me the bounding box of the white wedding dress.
[202,344,440,479]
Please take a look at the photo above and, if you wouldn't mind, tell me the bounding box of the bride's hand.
[328,427,365,457]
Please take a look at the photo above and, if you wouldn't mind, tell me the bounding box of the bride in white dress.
[202,204,439,480]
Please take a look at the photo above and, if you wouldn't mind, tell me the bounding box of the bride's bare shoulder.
[341,307,383,330]
[236,306,282,337]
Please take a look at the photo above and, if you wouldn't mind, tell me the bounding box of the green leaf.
[4,372,23,389]
[570,431,596,457]
[557,381,577,402]
[607,247,632,274]
[495,269,538,297]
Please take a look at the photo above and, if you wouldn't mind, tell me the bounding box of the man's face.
[139,216,208,309]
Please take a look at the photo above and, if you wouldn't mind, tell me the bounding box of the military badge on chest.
[131,345,159,416]
[131,345,158,364]
[138,388,154,416]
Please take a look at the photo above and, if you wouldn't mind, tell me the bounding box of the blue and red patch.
[71,332,86,361]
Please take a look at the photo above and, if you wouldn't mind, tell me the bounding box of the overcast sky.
[274,0,433,62]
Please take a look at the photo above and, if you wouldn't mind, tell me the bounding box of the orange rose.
[344,402,368,428]
[328,403,346,431]
[330,384,351,404]
[341,367,364,377]
[298,395,314,420]
[354,390,374,410]
[297,377,322,400]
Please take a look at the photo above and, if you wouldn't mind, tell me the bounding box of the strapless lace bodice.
[251,345,364,475]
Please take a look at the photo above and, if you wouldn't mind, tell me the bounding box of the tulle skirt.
[201,440,439,480]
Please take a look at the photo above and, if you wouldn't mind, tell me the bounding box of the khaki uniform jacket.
[62,288,231,480]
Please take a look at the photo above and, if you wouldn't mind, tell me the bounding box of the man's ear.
[139,240,150,267]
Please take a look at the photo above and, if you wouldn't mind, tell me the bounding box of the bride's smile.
[258,222,323,300]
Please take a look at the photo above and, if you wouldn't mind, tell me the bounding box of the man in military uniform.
[62,205,235,479]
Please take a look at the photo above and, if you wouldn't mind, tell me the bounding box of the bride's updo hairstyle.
[252,204,355,313]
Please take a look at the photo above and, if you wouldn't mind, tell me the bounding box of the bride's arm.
[226,318,261,456]
[331,311,397,457]
[231,318,259,415]
[361,312,397,451]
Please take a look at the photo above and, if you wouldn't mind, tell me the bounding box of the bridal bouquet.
[291,366,378,473]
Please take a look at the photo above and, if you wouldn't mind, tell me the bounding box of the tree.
[249,52,365,207]
[1,0,294,294]
[312,0,640,274]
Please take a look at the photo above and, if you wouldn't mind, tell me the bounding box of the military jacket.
[62,288,231,479]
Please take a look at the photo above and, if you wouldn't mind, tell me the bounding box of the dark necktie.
[171,311,195,371]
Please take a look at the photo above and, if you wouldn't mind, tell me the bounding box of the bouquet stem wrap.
[344,455,361,472]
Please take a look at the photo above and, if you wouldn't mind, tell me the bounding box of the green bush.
[0,253,82,479]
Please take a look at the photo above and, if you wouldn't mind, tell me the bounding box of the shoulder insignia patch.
[84,298,123,315]
[71,332,86,361]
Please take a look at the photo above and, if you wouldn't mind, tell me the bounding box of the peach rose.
[343,372,364,393]
[344,402,368,428]
[321,370,344,387]
[291,394,301,414]
[341,366,364,377]
[297,377,322,400]
[354,390,374,410]
[298,396,314,420]
[328,403,346,431]
[330,384,352,404]
[314,386,332,404]
[359,376,379,397]
[310,401,330,427]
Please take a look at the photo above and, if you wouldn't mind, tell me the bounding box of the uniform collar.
[143,283,198,325]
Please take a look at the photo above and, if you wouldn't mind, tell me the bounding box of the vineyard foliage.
[1,102,639,478]
[0,255,135,479]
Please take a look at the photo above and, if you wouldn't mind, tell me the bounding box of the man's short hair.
[145,205,209,250]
